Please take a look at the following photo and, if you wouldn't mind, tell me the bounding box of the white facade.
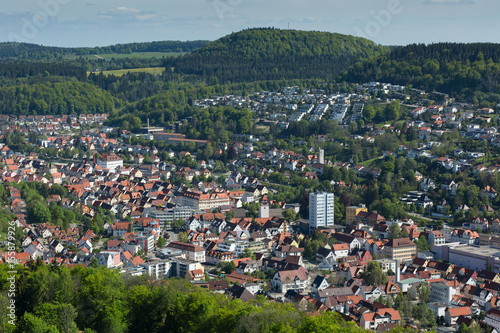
[97,251,121,268]
[259,201,269,218]
[309,192,334,232]
[318,149,325,164]
[430,282,456,305]
[97,154,123,172]
[217,241,248,257]
[145,206,195,228]
[375,259,396,273]
[140,260,173,279]
[139,259,201,280]
[427,302,447,319]
[272,269,310,293]
[485,309,500,332]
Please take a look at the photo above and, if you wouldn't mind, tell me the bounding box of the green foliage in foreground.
[0,263,414,333]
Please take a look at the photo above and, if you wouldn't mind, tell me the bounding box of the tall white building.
[309,192,334,233]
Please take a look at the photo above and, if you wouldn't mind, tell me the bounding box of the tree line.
[0,41,210,60]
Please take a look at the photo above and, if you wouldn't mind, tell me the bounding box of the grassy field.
[359,158,379,167]
[88,67,165,77]
[65,51,185,60]
[254,125,270,134]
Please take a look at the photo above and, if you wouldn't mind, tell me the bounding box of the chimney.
[319,149,324,164]
[395,259,401,283]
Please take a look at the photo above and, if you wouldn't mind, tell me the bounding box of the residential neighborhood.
[5,82,500,332]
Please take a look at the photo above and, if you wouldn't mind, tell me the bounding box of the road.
[165,231,178,242]
[407,212,434,221]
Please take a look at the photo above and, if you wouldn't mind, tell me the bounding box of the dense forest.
[0,63,86,82]
[343,43,500,99]
[0,40,210,60]
[0,82,121,115]
[163,28,387,83]
[0,263,390,333]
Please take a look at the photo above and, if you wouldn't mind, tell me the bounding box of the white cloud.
[97,7,159,22]
[300,17,316,23]
[136,14,156,21]
[116,7,141,14]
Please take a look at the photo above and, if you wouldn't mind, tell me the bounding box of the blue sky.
[0,0,498,47]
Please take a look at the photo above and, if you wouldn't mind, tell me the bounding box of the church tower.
[259,195,269,218]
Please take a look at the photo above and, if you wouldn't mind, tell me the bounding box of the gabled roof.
[312,275,329,288]
[478,270,499,281]
[487,308,500,319]
[209,279,229,290]
[446,306,471,317]
[386,238,416,248]
[277,266,309,282]
[227,284,255,302]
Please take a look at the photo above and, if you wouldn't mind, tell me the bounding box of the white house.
[485,308,500,332]
[311,275,330,294]
[97,251,122,268]
[272,267,310,293]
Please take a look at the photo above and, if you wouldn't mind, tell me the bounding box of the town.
[7,80,500,332]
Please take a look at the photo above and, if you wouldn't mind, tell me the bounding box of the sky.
[0,0,498,47]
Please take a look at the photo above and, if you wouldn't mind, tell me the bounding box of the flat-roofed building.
[309,192,334,233]
[374,259,396,273]
[447,245,500,273]
[145,206,195,228]
[153,132,186,141]
[430,282,456,305]
[140,259,174,279]
[346,204,367,223]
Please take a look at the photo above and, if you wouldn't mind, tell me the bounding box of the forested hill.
[0,40,210,60]
[342,42,500,97]
[163,28,388,83]
[0,82,121,115]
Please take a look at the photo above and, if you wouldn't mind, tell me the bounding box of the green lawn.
[480,114,498,119]
[88,67,165,77]
[359,158,378,167]
[254,125,270,134]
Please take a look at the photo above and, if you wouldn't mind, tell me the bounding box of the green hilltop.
[163,27,388,83]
